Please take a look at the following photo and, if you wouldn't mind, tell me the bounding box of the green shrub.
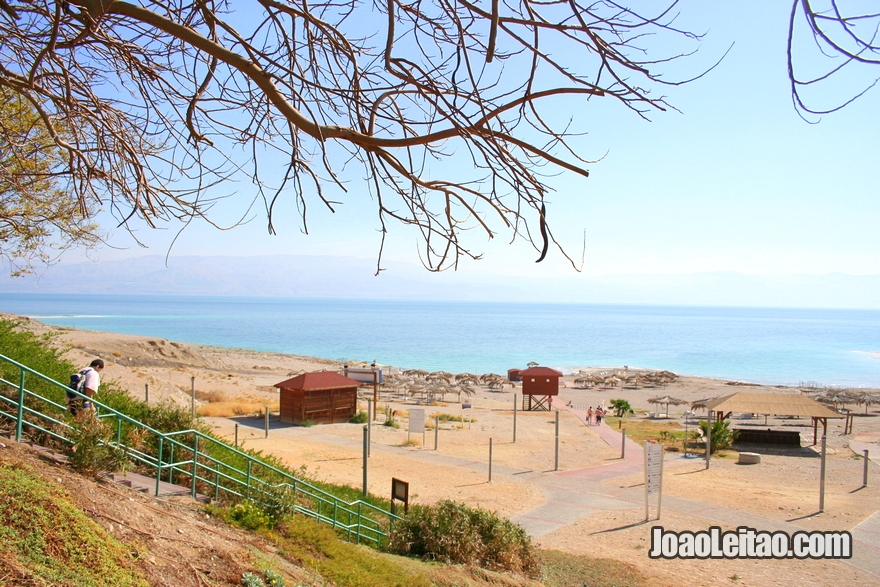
[254,483,298,525]
[609,399,634,417]
[227,500,272,531]
[0,461,148,586]
[349,410,368,423]
[241,572,266,587]
[65,411,130,476]
[699,419,739,453]
[387,500,538,577]
[262,568,286,586]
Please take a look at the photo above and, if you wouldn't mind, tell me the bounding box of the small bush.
[699,419,739,453]
[227,500,272,531]
[65,411,130,477]
[387,500,538,577]
[262,569,286,587]
[241,572,265,587]
[349,411,368,424]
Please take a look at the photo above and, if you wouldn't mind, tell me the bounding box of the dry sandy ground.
[9,315,880,587]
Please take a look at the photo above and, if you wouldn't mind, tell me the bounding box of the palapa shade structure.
[647,395,687,416]
[703,392,842,445]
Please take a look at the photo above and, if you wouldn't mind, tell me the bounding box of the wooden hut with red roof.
[518,366,563,411]
[274,371,361,425]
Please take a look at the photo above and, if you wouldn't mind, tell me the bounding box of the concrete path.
[504,399,880,579]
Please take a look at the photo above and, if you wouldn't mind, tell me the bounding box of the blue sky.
[79,1,879,281]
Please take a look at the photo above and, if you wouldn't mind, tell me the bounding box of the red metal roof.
[517,366,563,377]
[274,371,361,391]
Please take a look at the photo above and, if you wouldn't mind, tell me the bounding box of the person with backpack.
[67,359,104,415]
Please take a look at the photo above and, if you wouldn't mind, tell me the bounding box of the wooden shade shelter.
[275,371,361,425]
[519,366,562,411]
[703,392,842,445]
[647,395,687,416]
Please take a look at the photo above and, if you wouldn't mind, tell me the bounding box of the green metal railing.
[0,353,400,547]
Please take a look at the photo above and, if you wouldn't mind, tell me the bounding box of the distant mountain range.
[1,255,878,309]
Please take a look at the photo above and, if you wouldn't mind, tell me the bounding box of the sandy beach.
[7,315,880,587]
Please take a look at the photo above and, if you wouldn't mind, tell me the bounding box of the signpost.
[409,408,425,445]
[644,441,664,521]
[391,477,410,515]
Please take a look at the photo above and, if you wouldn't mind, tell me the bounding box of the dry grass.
[194,389,227,403]
[197,401,277,417]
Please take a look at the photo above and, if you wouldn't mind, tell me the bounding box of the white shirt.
[82,367,100,394]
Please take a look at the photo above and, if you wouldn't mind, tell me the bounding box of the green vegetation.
[0,317,393,514]
[609,399,634,417]
[0,460,148,587]
[387,500,538,577]
[1,319,653,587]
[274,515,434,587]
[603,417,683,445]
[349,410,369,423]
[65,410,132,476]
[699,419,739,454]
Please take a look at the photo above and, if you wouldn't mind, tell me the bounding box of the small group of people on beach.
[586,405,604,426]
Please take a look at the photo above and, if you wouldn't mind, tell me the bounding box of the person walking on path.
[587,406,594,426]
[68,359,103,415]
[596,406,603,425]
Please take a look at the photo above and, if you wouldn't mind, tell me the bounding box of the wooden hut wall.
[522,376,559,396]
[280,387,357,424]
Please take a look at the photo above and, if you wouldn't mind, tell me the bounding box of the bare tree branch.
[1,0,708,271]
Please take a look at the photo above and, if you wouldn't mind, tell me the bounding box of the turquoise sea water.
[1,294,878,387]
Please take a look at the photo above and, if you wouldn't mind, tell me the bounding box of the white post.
[488,437,493,483]
[363,426,369,496]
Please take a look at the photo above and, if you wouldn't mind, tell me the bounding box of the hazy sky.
[79,1,879,279]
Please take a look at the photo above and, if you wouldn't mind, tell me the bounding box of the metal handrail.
[0,353,400,547]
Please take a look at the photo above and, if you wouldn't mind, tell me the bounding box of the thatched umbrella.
[854,392,880,414]
[690,397,717,412]
[648,395,687,415]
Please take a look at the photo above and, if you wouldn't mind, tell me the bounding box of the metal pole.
[554,410,560,471]
[191,435,199,498]
[190,376,196,419]
[15,369,25,442]
[367,402,372,457]
[488,438,493,483]
[264,406,269,438]
[145,383,149,404]
[362,426,369,496]
[435,415,439,450]
[864,450,870,487]
[513,394,517,443]
[621,429,626,459]
[705,418,711,470]
[819,435,827,512]
[234,423,239,448]
[644,441,649,521]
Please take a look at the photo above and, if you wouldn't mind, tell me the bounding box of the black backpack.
[66,368,90,414]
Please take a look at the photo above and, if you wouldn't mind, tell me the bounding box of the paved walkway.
[505,399,880,579]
